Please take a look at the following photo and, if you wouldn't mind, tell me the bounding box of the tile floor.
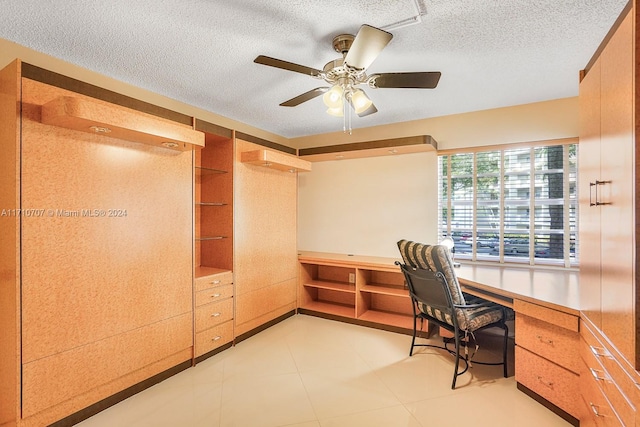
[77,314,571,427]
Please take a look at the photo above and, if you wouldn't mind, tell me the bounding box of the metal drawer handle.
[536,335,554,345]
[211,293,221,298]
[590,346,610,358]
[211,312,221,317]
[536,376,554,389]
[210,280,221,285]
[590,403,605,417]
[212,336,221,342]
[590,368,608,382]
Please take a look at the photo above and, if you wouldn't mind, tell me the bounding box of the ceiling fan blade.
[280,87,329,107]
[343,25,393,71]
[370,72,441,89]
[357,103,378,117]
[254,55,322,77]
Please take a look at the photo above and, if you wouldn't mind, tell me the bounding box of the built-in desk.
[297,252,581,426]
[456,263,580,314]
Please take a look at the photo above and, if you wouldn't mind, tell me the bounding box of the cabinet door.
[578,57,602,329]
[599,11,635,364]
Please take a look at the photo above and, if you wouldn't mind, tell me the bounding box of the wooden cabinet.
[0,60,196,426]
[233,139,300,339]
[579,2,635,367]
[193,127,235,361]
[194,269,234,359]
[513,299,580,421]
[298,252,413,331]
[579,317,639,427]
[578,3,639,426]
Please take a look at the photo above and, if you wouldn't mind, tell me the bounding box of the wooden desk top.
[297,251,580,316]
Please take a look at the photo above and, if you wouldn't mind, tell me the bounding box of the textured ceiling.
[0,0,629,138]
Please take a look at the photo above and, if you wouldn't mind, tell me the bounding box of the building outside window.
[438,142,578,267]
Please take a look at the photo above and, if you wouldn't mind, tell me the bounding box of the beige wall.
[297,151,438,258]
[290,97,578,150]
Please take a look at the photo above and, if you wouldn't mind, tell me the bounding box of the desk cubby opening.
[299,263,356,317]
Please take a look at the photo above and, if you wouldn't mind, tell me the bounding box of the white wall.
[297,151,438,258]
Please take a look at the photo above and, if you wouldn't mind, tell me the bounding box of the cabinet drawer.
[514,299,579,332]
[195,298,234,332]
[516,313,579,374]
[195,270,233,292]
[580,330,635,427]
[195,321,233,357]
[195,284,233,307]
[580,358,622,427]
[515,346,579,418]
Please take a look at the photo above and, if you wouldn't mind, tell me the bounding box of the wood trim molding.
[21,62,194,126]
[194,119,233,140]
[235,132,296,155]
[437,137,578,156]
[298,135,437,162]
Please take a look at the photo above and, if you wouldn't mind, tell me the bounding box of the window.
[438,142,578,267]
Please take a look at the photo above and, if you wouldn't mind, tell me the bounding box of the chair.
[396,239,509,389]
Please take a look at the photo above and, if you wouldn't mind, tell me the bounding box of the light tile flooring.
[77,314,571,427]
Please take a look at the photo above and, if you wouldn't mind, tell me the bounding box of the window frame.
[438,138,578,268]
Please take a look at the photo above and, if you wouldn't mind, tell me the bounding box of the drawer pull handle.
[536,376,553,389]
[211,312,221,317]
[210,280,221,285]
[536,335,553,345]
[211,293,221,298]
[590,346,610,358]
[590,403,605,417]
[590,368,608,382]
[212,336,221,342]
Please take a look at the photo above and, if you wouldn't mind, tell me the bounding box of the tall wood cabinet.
[193,127,235,360]
[0,60,201,427]
[578,3,640,425]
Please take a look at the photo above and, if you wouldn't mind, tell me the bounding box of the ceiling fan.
[254,24,441,121]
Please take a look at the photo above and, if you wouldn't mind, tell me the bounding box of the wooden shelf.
[358,310,413,330]
[360,285,409,298]
[195,266,230,279]
[302,301,355,318]
[303,280,355,293]
[41,96,204,150]
[241,149,311,172]
[196,166,227,175]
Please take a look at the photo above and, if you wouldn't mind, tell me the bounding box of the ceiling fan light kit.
[254,23,441,134]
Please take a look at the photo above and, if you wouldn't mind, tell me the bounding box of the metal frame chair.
[396,243,509,389]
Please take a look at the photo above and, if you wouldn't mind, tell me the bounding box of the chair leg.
[451,332,461,389]
[409,315,418,356]
[502,322,509,378]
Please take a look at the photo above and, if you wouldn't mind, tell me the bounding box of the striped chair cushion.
[397,239,505,331]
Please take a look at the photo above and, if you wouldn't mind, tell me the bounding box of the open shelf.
[241,149,311,172]
[196,166,227,175]
[196,202,227,206]
[303,280,355,293]
[360,284,409,298]
[358,310,413,330]
[41,96,204,150]
[301,301,355,318]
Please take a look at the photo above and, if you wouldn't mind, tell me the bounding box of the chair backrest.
[398,263,454,316]
[397,239,466,305]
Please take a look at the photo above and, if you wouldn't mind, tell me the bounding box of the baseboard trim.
[234,310,296,344]
[516,382,579,427]
[49,360,192,427]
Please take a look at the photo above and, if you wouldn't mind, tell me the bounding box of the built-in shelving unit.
[41,96,204,150]
[298,252,413,331]
[194,131,234,275]
[241,149,312,172]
